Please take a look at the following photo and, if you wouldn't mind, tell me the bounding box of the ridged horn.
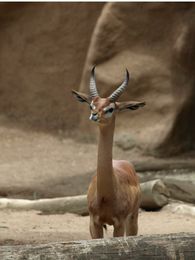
[89,66,99,98]
[109,69,129,102]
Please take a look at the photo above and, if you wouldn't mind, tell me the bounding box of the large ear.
[71,90,91,104]
[116,101,146,112]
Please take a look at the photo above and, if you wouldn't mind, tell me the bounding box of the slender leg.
[113,222,125,237]
[89,216,103,239]
[126,211,139,236]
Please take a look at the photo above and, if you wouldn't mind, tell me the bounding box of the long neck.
[97,117,115,200]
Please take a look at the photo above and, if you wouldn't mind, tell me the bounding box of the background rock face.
[0,3,103,131]
[0,3,195,155]
[79,3,195,155]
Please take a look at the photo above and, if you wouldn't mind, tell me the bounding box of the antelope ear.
[116,101,146,112]
[71,90,91,104]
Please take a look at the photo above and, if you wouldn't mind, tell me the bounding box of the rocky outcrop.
[0,3,103,130]
[0,3,195,155]
[79,3,195,155]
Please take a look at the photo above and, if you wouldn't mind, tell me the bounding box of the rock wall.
[79,3,195,155]
[1,3,195,155]
[0,3,103,131]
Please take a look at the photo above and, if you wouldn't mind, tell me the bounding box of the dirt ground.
[0,209,195,246]
[0,123,195,245]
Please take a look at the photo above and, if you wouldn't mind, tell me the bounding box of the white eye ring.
[90,102,96,110]
[104,111,113,118]
[103,104,115,113]
[103,107,114,118]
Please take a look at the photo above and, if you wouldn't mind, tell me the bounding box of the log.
[138,170,195,204]
[164,179,195,204]
[0,233,195,259]
[0,180,169,214]
[0,195,88,215]
[140,179,170,209]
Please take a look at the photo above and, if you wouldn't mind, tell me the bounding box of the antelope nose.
[89,114,98,122]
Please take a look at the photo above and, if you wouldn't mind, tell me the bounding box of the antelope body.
[72,67,145,238]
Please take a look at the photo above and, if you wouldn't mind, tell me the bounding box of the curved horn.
[89,66,99,98]
[109,69,129,102]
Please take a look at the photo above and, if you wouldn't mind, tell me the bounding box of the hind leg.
[126,210,139,236]
[89,215,103,239]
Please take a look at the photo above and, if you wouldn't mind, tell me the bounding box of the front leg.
[113,221,125,237]
[126,211,139,236]
[89,215,103,239]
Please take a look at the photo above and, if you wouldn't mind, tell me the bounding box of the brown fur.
[87,160,141,237]
[72,88,145,239]
[87,98,142,238]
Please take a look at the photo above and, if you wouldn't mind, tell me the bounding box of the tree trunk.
[0,233,195,259]
[140,179,169,209]
[138,171,195,204]
[0,195,88,215]
[0,180,169,214]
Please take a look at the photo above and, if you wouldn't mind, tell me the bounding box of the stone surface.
[0,3,103,131]
[79,3,195,155]
[0,3,195,154]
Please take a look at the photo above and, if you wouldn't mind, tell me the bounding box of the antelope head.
[72,66,145,125]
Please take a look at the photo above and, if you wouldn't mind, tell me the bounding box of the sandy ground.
[0,209,195,246]
[0,124,194,245]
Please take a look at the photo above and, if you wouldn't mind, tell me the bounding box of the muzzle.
[89,113,99,122]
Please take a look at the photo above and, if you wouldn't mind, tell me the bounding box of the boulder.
[79,3,195,155]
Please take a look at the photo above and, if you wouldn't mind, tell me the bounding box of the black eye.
[106,107,114,113]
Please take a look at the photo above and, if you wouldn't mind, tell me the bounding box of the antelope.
[72,66,145,238]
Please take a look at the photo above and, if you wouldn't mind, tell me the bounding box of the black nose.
[89,114,98,122]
